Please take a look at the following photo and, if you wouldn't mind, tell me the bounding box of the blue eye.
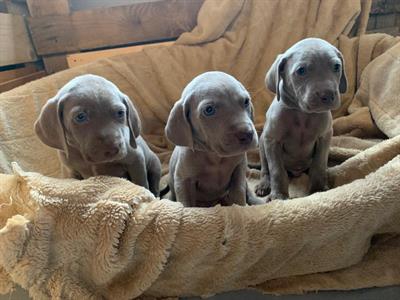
[74,112,88,123]
[334,63,341,72]
[296,67,306,76]
[116,109,125,119]
[203,105,216,116]
[244,97,250,107]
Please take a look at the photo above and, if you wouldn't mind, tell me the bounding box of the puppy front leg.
[70,169,84,180]
[175,178,196,207]
[266,139,289,201]
[146,152,162,197]
[255,136,271,197]
[127,152,149,189]
[246,184,266,205]
[59,152,83,179]
[63,166,83,180]
[309,130,331,193]
[225,160,247,206]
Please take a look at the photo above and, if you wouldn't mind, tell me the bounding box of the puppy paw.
[255,181,271,197]
[310,184,329,194]
[309,178,329,194]
[266,192,289,202]
[247,195,267,205]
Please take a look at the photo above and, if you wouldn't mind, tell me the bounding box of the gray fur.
[35,74,161,196]
[256,38,347,201]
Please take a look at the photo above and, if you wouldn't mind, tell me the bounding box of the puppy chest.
[90,164,129,178]
[195,165,235,194]
[285,127,318,149]
[283,114,325,146]
[277,119,322,164]
[196,173,228,193]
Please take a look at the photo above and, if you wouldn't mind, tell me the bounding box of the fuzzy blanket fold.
[1,146,400,298]
[1,0,400,298]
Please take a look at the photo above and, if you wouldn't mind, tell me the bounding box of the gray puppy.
[35,74,161,196]
[255,38,347,201]
[165,71,261,207]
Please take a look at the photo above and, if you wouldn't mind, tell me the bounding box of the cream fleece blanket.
[1,0,400,298]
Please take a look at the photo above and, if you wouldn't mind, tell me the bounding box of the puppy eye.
[116,109,125,119]
[74,112,88,124]
[244,97,250,107]
[333,63,341,72]
[296,67,306,76]
[203,105,216,117]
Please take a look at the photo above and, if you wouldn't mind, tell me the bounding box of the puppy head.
[165,71,258,157]
[266,38,347,113]
[35,74,141,164]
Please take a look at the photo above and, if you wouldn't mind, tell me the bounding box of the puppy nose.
[235,130,253,144]
[104,146,119,158]
[317,90,335,103]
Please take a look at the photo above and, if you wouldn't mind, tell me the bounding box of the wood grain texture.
[26,0,71,74]
[26,0,69,17]
[66,41,173,67]
[42,55,68,73]
[0,63,38,82]
[0,70,45,92]
[69,0,162,12]
[4,0,29,15]
[0,12,37,66]
[28,0,203,55]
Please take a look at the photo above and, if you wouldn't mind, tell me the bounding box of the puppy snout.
[104,145,120,158]
[235,129,254,145]
[316,90,335,104]
[102,139,122,158]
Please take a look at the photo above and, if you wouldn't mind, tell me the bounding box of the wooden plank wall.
[0,0,202,92]
[26,0,71,73]
[0,68,45,92]
[0,0,43,93]
[29,1,200,55]
[66,41,174,68]
[26,0,203,73]
[367,0,400,35]
[69,0,162,11]
[0,12,37,66]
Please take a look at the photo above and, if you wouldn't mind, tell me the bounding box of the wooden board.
[26,0,71,74]
[43,55,68,73]
[70,0,161,11]
[66,41,173,68]
[0,70,45,93]
[28,0,203,55]
[26,0,69,17]
[3,0,29,15]
[0,12,37,66]
[0,63,38,83]
[0,2,7,13]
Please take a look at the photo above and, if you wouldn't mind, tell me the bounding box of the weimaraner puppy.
[165,71,263,207]
[35,74,161,196]
[255,38,347,201]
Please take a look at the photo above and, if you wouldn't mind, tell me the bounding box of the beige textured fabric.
[1,143,400,298]
[1,0,400,298]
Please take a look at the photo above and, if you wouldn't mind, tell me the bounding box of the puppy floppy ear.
[165,98,193,149]
[249,99,255,121]
[336,50,348,94]
[122,95,141,149]
[266,54,286,101]
[34,94,69,156]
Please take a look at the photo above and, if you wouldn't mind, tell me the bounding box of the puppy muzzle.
[85,140,126,163]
